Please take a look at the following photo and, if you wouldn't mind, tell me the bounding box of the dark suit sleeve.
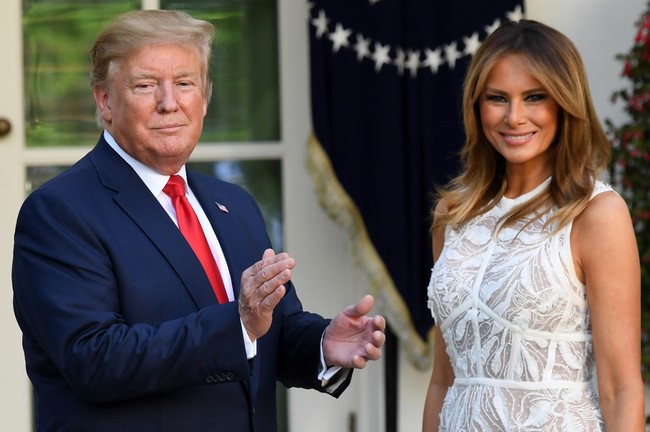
[216,184,353,398]
[12,187,250,403]
[277,308,353,398]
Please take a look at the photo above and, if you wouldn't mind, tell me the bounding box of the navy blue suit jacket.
[12,137,350,431]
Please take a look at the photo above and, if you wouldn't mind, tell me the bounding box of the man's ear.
[92,86,112,123]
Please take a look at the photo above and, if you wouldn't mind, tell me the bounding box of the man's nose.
[157,83,179,112]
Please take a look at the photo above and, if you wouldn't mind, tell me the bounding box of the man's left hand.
[322,295,386,369]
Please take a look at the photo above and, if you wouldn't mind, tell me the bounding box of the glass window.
[187,160,283,249]
[23,0,280,147]
[23,1,139,147]
[162,0,280,142]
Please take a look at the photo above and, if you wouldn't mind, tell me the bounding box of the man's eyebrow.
[128,70,200,80]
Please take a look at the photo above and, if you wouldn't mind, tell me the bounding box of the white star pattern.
[354,34,372,62]
[507,5,524,22]
[310,6,525,77]
[312,10,329,39]
[444,41,461,70]
[423,47,444,74]
[406,50,420,78]
[329,23,352,52]
[372,42,392,72]
[463,32,481,57]
[485,18,501,35]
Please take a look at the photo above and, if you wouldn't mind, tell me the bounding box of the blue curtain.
[308,0,525,368]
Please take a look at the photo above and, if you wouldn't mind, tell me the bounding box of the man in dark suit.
[12,9,385,431]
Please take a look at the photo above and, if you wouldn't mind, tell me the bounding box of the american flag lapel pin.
[215,202,229,213]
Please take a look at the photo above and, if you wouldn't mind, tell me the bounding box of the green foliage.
[606,2,650,381]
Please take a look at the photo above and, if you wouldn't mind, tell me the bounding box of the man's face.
[93,44,209,175]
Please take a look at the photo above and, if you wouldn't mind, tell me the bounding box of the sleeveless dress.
[427,178,610,431]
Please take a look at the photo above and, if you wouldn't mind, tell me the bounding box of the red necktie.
[163,175,229,303]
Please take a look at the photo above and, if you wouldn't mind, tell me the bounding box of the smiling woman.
[423,19,644,431]
[479,53,559,190]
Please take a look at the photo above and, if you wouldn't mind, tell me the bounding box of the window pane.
[187,160,283,249]
[25,165,69,194]
[161,0,280,142]
[23,1,139,147]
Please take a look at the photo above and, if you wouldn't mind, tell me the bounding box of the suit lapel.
[89,138,218,309]
[88,137,258,406]
[187,172,251,299]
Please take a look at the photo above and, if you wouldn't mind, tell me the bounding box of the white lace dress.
[427,179,609,431]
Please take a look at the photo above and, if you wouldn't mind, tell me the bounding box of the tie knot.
[163,175,186,198]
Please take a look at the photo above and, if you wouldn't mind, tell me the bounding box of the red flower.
[623,61,632,77]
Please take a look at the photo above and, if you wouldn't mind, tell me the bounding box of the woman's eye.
[526,93,546,102]
[486,94,506,103]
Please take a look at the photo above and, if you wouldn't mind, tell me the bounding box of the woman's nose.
[504,101,525,127]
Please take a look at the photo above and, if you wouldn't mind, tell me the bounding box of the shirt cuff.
[241,319,257,359]
[318,333,342,386]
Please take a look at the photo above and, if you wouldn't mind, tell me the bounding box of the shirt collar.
[102,130,187,196]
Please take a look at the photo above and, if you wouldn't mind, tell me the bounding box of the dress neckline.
[500,177,551,209]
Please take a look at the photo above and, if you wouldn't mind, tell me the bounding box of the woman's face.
[479,53,559,177]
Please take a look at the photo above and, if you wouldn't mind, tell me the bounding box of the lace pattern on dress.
[427,179,612,431]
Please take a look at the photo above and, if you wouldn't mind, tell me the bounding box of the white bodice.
[427,179,611,431]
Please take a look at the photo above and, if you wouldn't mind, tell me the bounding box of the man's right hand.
[238,249,294,341]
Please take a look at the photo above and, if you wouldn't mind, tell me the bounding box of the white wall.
[527,0,646,128]
[283,1,648,431]
[280,0,385,430]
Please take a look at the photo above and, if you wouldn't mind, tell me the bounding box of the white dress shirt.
[103,131,256,358]
[103,130,341,383]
